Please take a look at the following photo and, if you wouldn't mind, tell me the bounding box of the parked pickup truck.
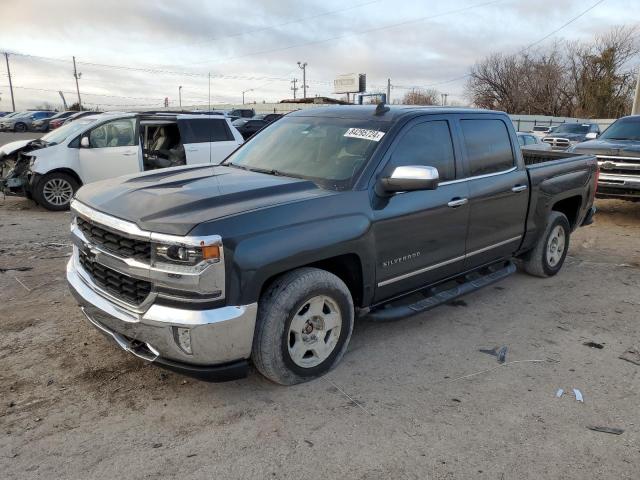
[67,105,598,385]
[568,115,640,200]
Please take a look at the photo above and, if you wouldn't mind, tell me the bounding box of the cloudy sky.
[0,0,637,110]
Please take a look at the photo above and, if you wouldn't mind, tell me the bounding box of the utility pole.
[632,66,640,115]
[4,52,15,112]
[72,56,82,110]
[178,86,182,108]
[297,61,308,99]
[386,78,391,104]
[208,73,211,111]
[290,78,298,100]
[242,89,253,105]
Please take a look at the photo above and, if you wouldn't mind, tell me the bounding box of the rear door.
[177,116,241,164]
[373,116,470,301]
[457,115,528,269]
[78,117,142,184]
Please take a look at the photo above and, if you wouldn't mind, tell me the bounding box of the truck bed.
[521,149,586,166]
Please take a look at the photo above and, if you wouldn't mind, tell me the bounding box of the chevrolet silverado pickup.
[67,105,598,385]
[568,114,640,200]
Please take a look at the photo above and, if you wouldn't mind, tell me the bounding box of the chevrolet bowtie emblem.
[600,161,615,170]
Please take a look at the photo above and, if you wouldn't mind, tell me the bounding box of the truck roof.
[287,105,503,122]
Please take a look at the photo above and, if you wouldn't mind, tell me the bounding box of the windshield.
[224,116,389,190]
[600,117,640,141]
[553,123,591,134]
[41,118,96,145]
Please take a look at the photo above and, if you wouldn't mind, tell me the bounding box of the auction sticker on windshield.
[344,128,385,142]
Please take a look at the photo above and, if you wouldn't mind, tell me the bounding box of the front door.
[79,117,141,184]
[372,118,470,302]
[458,117,529,269]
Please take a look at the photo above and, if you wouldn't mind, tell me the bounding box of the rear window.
[461,119,515,176]
[179,118,233,143]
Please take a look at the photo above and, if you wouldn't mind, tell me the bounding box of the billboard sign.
[334,73,366,94]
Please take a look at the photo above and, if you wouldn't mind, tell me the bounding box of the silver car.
[0,111,56,132]
[517,132,552,151]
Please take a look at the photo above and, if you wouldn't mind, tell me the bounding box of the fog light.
[174,327,193,355]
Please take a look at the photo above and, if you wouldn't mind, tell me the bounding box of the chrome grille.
[77,216,151,261]
[79,250,152,305]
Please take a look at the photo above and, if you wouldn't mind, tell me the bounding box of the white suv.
[0,113,243,210]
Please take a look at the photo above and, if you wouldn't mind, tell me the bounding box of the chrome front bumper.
[67,257,257,372]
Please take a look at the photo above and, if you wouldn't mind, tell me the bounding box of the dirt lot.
[1,193,639,479]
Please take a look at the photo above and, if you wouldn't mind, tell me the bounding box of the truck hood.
[75,165,333,236]
[570,139,640,157]
[0,139,38,159]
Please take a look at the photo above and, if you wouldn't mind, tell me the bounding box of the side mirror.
[80,136,90,148]
[377,165,439,195]
[585,132,598,140]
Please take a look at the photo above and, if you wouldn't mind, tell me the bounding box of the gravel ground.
[0,193,639,479]
[0,131,43,144]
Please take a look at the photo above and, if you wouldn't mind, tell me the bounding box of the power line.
[183,0,507,67]
[146,0,384,53]
[2,0,507,76]
[390,0,607,91]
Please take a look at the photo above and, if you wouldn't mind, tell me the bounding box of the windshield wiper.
[225,163,292,178]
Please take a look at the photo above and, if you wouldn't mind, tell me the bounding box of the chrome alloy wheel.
[546,225,566,267]
[42,178,74,206]
[287,295,342,368]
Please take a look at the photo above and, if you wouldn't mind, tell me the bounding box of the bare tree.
[402,88,440,105]
[465,26,639,117]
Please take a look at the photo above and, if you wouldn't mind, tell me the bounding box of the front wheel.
[252,268,354,385]
[522,211,570,277]
[33,172,79,211]
[14,122,27,132]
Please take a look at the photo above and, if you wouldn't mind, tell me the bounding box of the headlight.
[153,243,220,266]
[150,234,223,273]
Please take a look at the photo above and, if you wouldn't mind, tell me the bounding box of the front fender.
[228,213,374,305]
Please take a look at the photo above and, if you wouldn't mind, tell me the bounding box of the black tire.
[252,267,354,385]
[33,172,79,211]
[14,122,27,132]
[522,211,571,277]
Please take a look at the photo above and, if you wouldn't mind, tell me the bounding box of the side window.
[89,118,136,148]
[460,119,515,176]
[388,120,456,182]
[179,119,233,143]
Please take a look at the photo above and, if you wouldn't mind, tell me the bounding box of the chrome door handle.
[123,151,137,156]
[512,185,528,193]
[186,148,198,152]
[447,198,468,208]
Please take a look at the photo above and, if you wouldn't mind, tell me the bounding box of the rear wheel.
[252,268,354,385]
[34,172,79,211]
[522,211,570,277]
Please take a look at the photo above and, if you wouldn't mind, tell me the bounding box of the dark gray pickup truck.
[67,105,598,385]
[568,115,640,200]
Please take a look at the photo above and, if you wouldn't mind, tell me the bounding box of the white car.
[0,112,243,210]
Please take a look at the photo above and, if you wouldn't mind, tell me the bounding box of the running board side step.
[366,261,516,322]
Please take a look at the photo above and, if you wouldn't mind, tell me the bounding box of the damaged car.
[0,112,243,211]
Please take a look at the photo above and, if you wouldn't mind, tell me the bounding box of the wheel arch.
[38,168,83,187]
[258,253,365,309]
[551,195,582,229]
